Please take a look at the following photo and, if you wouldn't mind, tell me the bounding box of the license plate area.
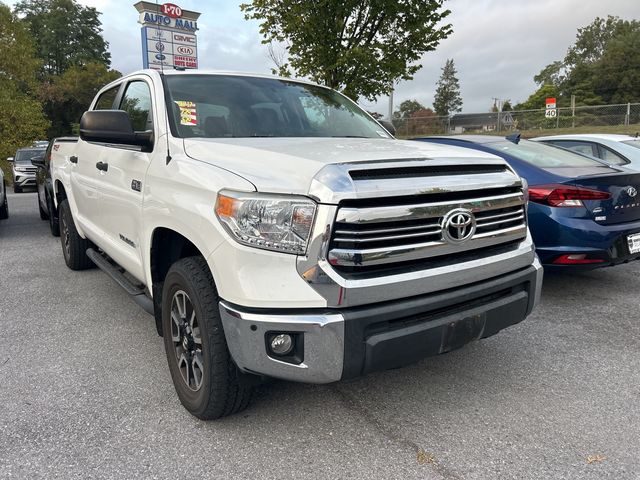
[628,233,640,254]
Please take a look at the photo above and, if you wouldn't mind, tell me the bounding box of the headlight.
[215,190,316,254]
[14,166,26,172]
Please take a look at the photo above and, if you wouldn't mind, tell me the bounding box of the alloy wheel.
[170,290,204,391]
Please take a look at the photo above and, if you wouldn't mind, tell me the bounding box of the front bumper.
[219,258,543,383]
[13,172,36,187]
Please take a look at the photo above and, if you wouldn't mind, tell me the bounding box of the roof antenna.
[506,132,521,144]
[155,0,172,164]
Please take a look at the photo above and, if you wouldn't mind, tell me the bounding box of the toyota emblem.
[626,186,638,198]
[441,209,476,244]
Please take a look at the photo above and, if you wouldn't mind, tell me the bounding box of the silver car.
[9,147,45,193]
[534,134,640,171]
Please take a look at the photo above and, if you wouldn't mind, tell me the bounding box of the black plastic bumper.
[340,264,541,380]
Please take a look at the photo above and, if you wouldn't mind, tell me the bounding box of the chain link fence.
[392,103,640,137]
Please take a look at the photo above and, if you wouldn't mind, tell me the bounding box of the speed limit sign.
[545,109,557,118]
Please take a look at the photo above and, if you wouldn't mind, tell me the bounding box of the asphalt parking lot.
[1,191,639,479]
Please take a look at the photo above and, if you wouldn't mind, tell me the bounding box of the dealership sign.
[134,1,200,70]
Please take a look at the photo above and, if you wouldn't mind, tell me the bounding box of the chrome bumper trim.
[219,302,344,384]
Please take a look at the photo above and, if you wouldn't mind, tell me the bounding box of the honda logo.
[441,209,476,244]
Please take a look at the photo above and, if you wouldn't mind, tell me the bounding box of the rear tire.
[58,199,93,270]
[38,190,48,220]
[0,188,8,220]
[162,256,253,419]
[47,194,59,236]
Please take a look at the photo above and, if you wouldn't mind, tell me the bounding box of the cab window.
[94,85,119,110]
[119,81,153,132]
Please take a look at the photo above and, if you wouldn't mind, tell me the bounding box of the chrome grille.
[328,189,527,270]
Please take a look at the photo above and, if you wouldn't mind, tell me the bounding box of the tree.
[241,0,452,101]
[530,16,640,106]
[433,58,462,116]
[15,0,111,77]
[393,99,425,120]
[514,85,559,111]
[0,4,49,180]
[40,62,121,137]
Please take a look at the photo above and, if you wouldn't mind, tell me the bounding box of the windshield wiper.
[331,135,370,138]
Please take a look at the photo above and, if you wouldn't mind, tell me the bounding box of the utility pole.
[571,95,576,128]
[387,88,394,121]
[492,97,503,132]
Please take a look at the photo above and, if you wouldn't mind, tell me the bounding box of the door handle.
[69,156,78,164]
[96,161,108,172]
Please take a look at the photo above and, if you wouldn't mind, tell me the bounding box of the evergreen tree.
[433,59,462,116]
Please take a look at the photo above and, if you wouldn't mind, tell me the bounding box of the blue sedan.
[413,135,640,268]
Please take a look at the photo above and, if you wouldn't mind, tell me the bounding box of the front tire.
[162,257,253,419]
[13,184,22,193]
[58,200,93,270]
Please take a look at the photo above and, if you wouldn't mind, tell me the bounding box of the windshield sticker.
[175,101,197,126]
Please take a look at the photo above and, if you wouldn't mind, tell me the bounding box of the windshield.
[623,140,640,150]
[15,149,45,164]
[488,140,607,168]
[164,75,390,139]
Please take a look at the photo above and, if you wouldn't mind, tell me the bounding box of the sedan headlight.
[215,190,316,254]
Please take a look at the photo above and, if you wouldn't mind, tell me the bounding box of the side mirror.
[379,120,396,136]
[79,110,153,151]
[6,157,13,163]
[31,156,45,168]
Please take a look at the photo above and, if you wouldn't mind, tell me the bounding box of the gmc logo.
[176,45,194,55]
[174,35,195,44]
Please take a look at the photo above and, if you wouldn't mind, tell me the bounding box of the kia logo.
[441,209,476,244]
[176,45,194,55]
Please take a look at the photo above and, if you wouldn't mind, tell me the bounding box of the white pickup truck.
[50,70,542,419]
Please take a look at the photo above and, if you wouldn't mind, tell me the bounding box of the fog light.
[270,333,293,355]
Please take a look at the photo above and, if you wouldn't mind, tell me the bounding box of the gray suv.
[9,147,45,193]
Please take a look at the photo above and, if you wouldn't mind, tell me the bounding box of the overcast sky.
[13,0,639,114]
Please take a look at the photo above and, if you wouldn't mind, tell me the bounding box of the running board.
[86,248,154,316]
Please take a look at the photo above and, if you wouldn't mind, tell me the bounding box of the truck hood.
[184,137,502,195]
